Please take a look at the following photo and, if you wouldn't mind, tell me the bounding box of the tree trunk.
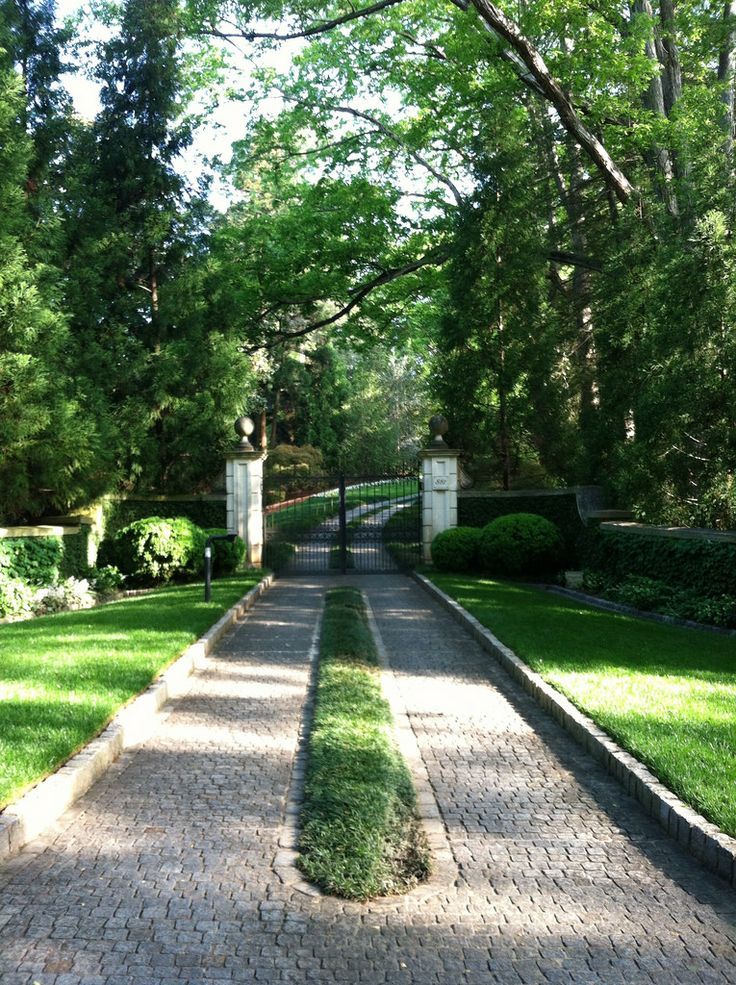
[719,2,736,161]
[632,0,680,217]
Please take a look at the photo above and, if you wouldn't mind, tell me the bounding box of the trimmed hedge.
[100,516,206,586]
[61,529,90,577]
[478,513,564,576]
[103,498,226,538]
[431,527,481,572]
[584,526,736,598]
[0,537,64,585]
[458,493,583,565]
[204,527,246,574]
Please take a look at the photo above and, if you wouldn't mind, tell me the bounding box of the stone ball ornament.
[428,414,449,446]
[234,415,255,449]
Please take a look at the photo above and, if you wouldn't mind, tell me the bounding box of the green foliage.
[262,539,296,574]
[298,588,429,899]
[103,498,227,538]
[60,530,90,578]
[458,494,584,566]
[88,565,125,596]
[0,572,38,619]
[203,528,245,574]
[430,526,481,572]
[103,516,206,585]
[0,537,63,585]
[431,573,736,838]
[478,513,564,577]
[584,527,736,598]
[602,575,736,629]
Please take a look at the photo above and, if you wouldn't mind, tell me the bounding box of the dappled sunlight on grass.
[0,574,262,809]
[431,572,736,837]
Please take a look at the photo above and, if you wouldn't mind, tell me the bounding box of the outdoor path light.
[204,533,238,602]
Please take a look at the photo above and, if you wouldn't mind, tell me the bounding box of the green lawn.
[0,574,262,809]
[430,573,736,838]
[298,587,429,899]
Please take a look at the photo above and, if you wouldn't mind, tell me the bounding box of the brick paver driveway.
[1,576,736,984]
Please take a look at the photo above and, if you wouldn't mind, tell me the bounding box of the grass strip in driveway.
[429,573,736,839]
[298,587,430,900]
[0,574,263,810]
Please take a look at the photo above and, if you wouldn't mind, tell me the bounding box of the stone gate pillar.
[225,416,267,567]
[419,416,460,564]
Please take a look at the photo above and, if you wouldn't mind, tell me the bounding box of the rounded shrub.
[431,527,482,572]
[204,528,246,574]
[103,516,207,586]
[478,513,563,577]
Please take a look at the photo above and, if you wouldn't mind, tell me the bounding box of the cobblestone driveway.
[1,576,736,984]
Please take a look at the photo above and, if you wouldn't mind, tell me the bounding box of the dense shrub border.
[103,497,227,539]
[298,587,430,899]
[584,525,736,597]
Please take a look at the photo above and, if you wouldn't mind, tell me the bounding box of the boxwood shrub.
[478,513,564,576]
[431,527,482,572]
[204,528,246,574]
[101,516,206,586]
[458,493,583,565]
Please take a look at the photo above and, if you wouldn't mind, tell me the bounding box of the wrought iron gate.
[263,471,421,574]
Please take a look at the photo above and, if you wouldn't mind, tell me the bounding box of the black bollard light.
[204,533,238,602]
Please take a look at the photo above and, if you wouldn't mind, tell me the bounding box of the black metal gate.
[263,471,421,574]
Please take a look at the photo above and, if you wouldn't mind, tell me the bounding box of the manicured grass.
[298,588,430,899]
[0,574,262,809]
[430,573,736,838]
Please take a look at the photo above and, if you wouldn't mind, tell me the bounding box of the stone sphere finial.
[234,415,255,450]
[428,414,449,447]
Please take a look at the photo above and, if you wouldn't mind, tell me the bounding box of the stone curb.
[272,590,460,906]
[413,572,736,888]
[0,573,274,862]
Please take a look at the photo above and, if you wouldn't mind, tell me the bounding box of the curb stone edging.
[0,574,274,862]
[272,589,459,905]
[413,571,736,888]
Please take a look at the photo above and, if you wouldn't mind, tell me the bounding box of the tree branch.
[244,249,449,352]
[210,0,408,43]
[467,0,636,202]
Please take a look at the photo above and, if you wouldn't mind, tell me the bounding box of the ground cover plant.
[298,587,430,899]
[0,574,262,809]
[429,573,736,839]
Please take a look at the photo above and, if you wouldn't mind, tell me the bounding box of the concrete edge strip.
[0,573,274,863]
[412,571,736,888]
[272,589,459,906]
